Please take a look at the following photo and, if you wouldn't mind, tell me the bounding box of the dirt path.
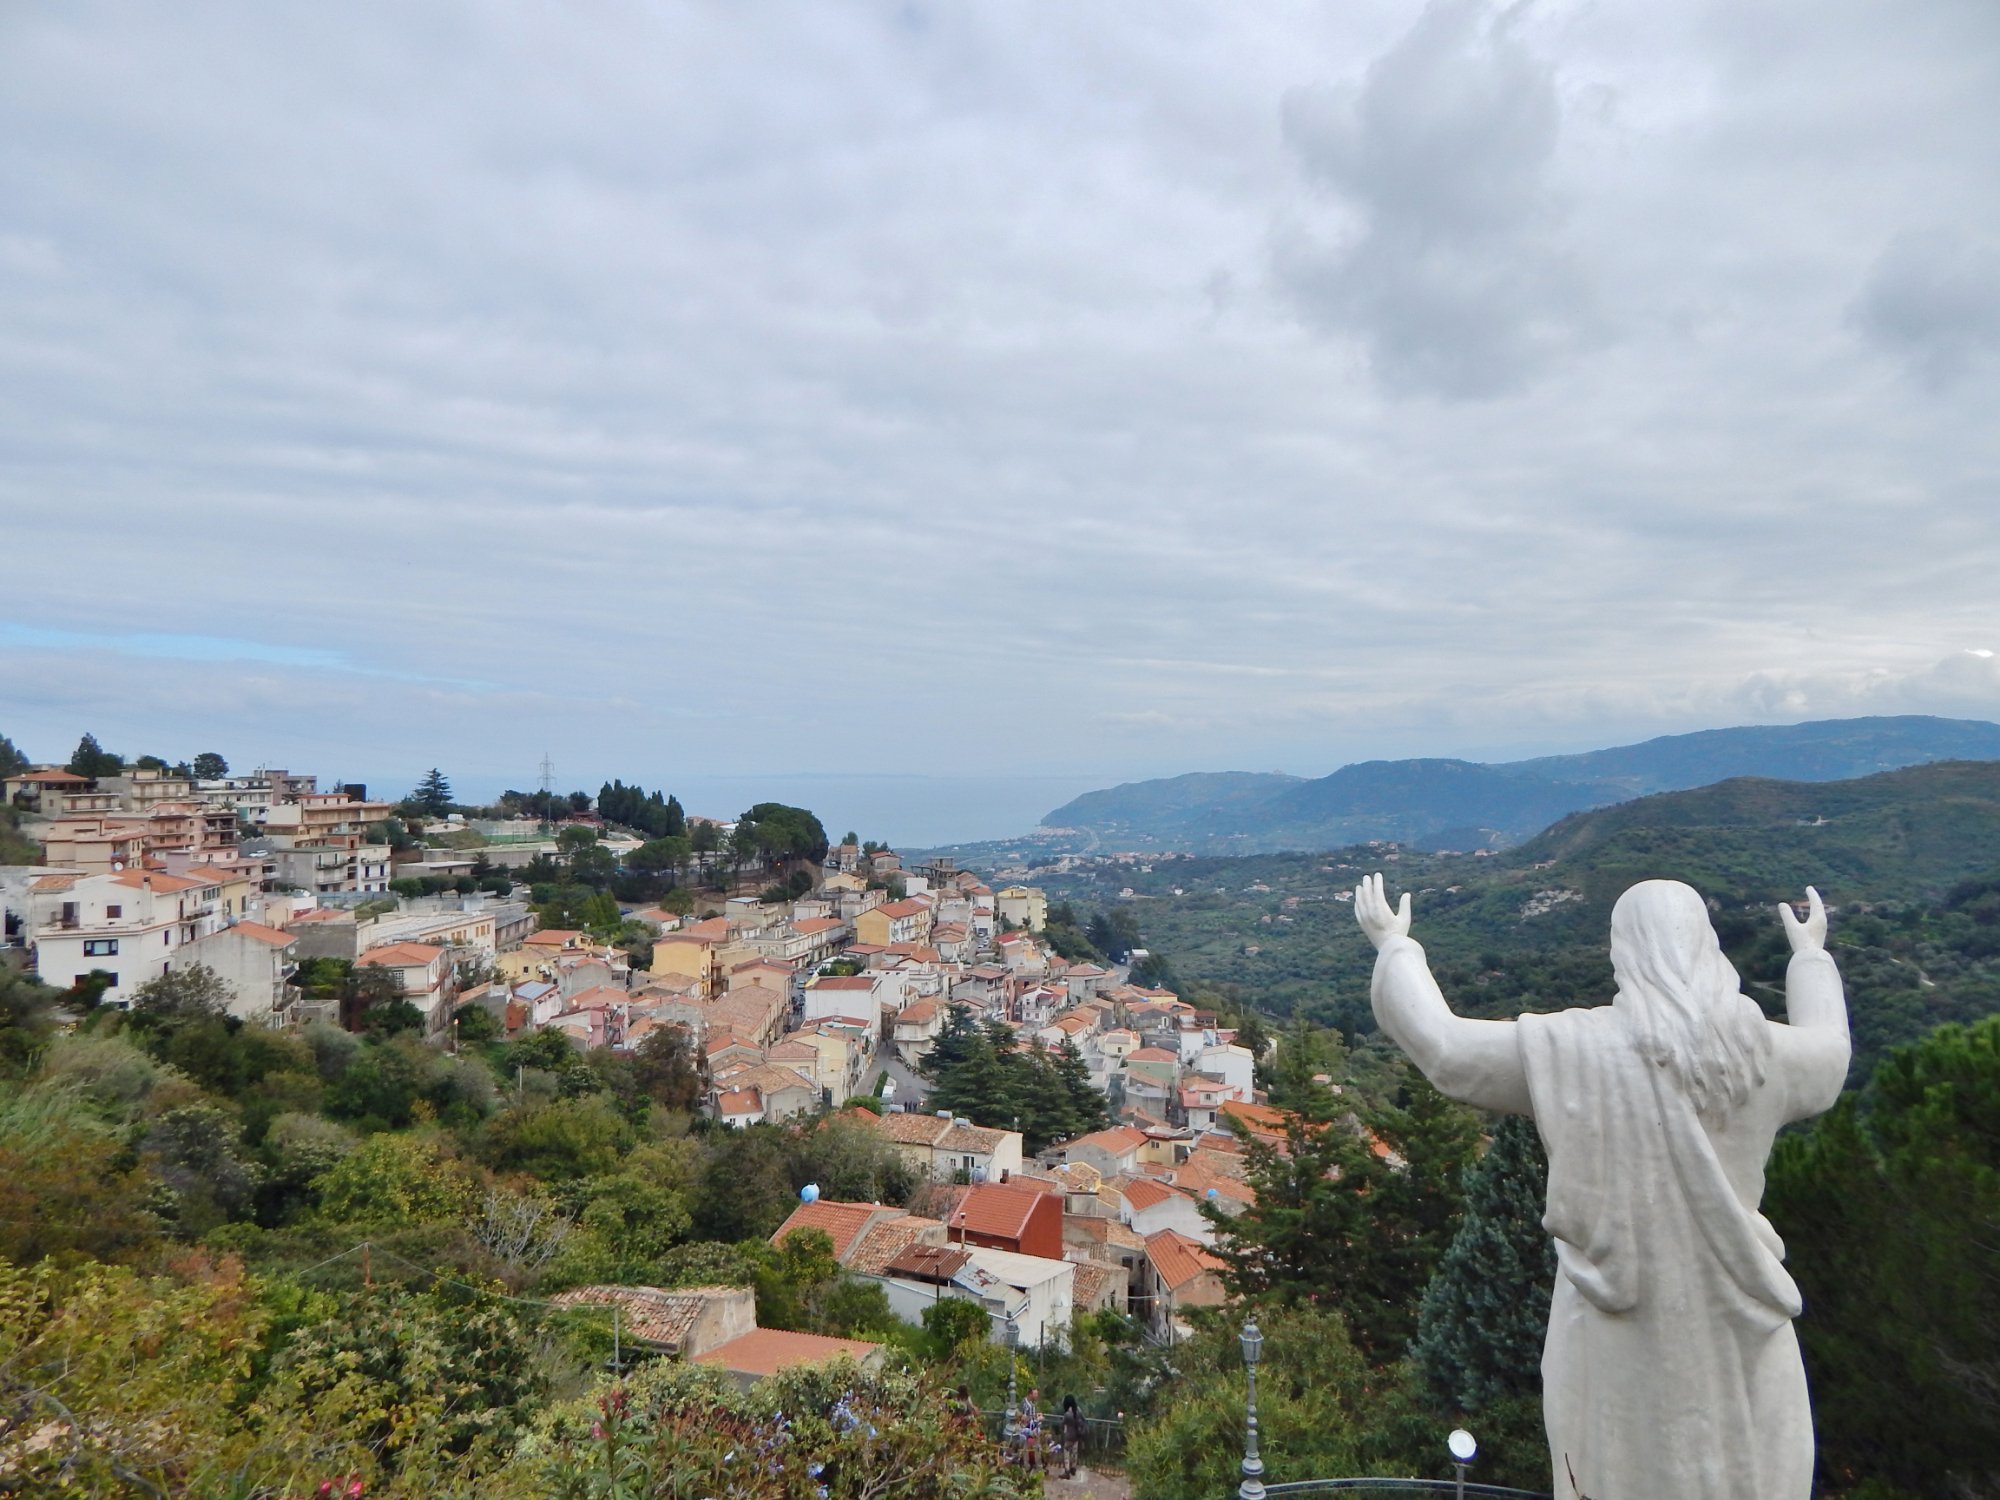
[1043,1465,1132,1500]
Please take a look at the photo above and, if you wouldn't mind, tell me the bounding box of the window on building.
[105,904,122,919]
[83,939,119,957]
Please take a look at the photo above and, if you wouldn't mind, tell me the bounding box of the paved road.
[874,1050,932,1111]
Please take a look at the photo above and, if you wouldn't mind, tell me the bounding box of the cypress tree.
[1410,1114,1555,1411]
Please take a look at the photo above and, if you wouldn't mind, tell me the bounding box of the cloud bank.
[0,0,1995,801]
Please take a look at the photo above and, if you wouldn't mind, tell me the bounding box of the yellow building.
[651,916,733,998]
[995,886,1047,932]
[853,898,933,948]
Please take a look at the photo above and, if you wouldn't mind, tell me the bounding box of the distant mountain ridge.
[1040,715,2000,854]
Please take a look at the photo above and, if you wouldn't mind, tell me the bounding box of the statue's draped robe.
[1517,1007,1814,1500]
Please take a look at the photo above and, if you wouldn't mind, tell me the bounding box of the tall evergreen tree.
[1053,1038,1110,1137]
[1410,1115,1555,1411]
[663,794,686,838]
[66,733,123,778]
[412,767,454,816]
[1765,1014,2000,1496]
[0,732,26,781]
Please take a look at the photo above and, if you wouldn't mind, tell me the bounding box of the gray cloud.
[1273,0,1595,398]
[1850,230,2000,390]
[0,0,1996,812]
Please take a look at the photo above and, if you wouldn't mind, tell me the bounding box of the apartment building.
[28,868,232,1006]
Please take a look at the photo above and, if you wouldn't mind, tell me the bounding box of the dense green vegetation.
[923,1012,1109,1153]
[1038,762,2000,1084]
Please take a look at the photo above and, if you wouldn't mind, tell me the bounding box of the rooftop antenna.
[538,752,556,833]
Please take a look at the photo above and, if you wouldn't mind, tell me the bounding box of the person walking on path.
[1060,1395,1085,1478]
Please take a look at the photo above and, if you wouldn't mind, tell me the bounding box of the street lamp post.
[1238,1319,1265,1500]
[1003,1314,1021,1449]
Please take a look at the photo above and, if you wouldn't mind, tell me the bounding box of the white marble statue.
[1355,874,1850,1500]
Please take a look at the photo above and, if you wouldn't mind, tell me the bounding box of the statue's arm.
[1772,887,1851,1121]
[1370,933,1534,1116]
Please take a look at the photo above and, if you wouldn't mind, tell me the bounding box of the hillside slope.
[1037,715,2000,853]
[1033,760,2000,1081]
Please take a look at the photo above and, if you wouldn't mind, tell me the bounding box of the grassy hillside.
[0,808,38,866]
[1033,760,2000,1083]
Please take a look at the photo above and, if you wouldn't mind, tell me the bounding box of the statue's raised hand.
[1778,885,1827,956]
[1355,872,1412,952]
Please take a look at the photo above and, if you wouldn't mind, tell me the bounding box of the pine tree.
[663,794,686,838]
[1410,1115,1555,1411]
[66,733,123,778]
[412,768,454,816]
[1053,1039,1109,1136]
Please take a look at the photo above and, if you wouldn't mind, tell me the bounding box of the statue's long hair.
[1609,879,1772,1117]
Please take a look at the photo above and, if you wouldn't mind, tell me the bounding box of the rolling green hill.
[1037,715,2000,853]
[1032,759,2000,1084]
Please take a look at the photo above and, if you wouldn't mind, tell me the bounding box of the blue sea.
[656,772,1110,849]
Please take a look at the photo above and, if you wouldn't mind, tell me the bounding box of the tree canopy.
[66,731,124,777]
[410,767,455,816]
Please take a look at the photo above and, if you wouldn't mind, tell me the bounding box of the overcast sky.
[3,0,1997,819]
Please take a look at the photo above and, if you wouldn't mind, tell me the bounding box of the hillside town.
[1,754,1290,1356]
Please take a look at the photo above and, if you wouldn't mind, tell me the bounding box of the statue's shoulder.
[1518,1001,1617,1032]
[1517,1002,1623,1060]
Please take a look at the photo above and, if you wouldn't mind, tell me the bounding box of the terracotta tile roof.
[896,1001,938,1023]
[14,769,90,784]
[227,921,296,947]
[939,1122,1010,1154]
[664,917,731,943]
[567,985,628,1010]
[1127,1047,1179,1065]
[109,869,206,893]
[1173,1158,1255,1206]
[524,928,585,946]
[791,917,843,934]
[846,1215,943,1276]
[947,1181,1047,1241]
[872,1112,953,1146]
[1220,1099,1293,1135]
[717,1087,763,1116]
[1146,1228,1225,1292]
[547,1284,745,1350]
[1072,1217,1148,1254]
[727,1063,819,1098]
[356,942,445,967]
[285,907,348,924]
[1071,1262,1120,1308]
[178,865,241,882]
[28,874,78,893]
[706,1032,758,1056]
[810,976,878,991]
[875,899,930,918]
[771,1200,892,1261]
[1120,1178,1182,1213]
[694,1328,882,1379]
[1061,1126,1148,1158]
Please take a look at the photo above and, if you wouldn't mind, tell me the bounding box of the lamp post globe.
[1448,1427,1476,1500]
